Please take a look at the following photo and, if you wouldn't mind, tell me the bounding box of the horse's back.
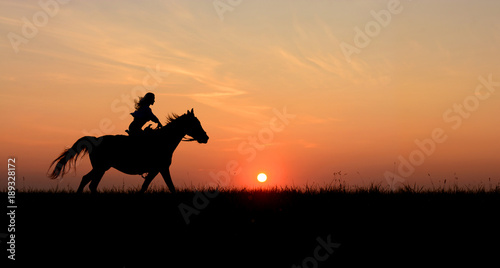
[98,134,143,151]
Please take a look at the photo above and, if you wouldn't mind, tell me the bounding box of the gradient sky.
[1,0,499,190]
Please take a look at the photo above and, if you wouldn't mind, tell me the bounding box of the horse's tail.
[48,136,99,180]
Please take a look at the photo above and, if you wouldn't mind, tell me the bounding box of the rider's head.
[144,92,155,105]
[135,92,156,110]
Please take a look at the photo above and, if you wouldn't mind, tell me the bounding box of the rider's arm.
[153,116,162,127]
[148,108,162,127]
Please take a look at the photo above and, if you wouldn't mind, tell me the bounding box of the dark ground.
[2,189,499,267]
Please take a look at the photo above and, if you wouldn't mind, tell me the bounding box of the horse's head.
[183,108,209,144]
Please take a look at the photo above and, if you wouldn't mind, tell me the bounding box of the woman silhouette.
[127,92,163,136]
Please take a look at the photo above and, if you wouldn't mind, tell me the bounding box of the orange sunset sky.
[1,0,499,190]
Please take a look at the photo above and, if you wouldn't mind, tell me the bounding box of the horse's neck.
[158,125,186,151]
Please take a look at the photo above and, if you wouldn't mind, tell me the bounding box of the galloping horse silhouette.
[48,109,208,193]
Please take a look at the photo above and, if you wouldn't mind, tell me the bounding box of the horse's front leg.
[140,171,159,193]
[160,168,176,193]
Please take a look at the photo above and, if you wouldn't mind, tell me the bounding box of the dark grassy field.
[2,187,500,267]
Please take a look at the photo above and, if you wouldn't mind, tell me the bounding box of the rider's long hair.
[134,92,155,110]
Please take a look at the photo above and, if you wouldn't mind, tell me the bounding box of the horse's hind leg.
[77,170,95,193]
[88,169,106,194]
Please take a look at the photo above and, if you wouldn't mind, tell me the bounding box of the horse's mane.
[160,112,196,141]
[153,113,187,134]
[144,112,193,139]
[165,113,181,125]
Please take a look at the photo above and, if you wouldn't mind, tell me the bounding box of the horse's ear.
[190,108,194,114]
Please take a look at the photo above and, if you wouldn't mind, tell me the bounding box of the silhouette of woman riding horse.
[48,92,209,193]
[127,92,162,136]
